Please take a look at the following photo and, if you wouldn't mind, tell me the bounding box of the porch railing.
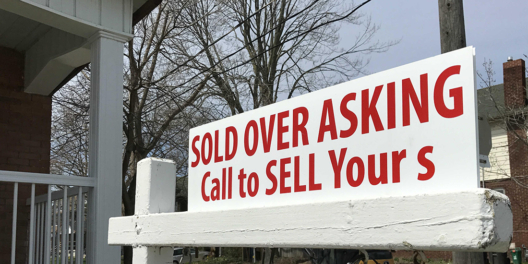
[0,170,94,264]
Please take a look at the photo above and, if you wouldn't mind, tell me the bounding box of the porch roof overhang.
[0,0,161,96]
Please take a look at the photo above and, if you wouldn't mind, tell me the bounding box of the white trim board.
[0,170,95,186]
[108,189,512,252]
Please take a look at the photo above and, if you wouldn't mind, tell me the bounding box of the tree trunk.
[124,246,133,264]
[263,248,271,264]
[123,168,138,264]
[270,248,277,263]
[262,248,278,264]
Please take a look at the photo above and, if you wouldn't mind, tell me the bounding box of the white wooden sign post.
[108,47,513,263]
[131,158,176,264]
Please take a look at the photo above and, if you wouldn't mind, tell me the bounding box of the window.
[493,188,505,194]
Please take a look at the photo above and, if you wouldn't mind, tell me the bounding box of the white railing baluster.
[59,199,62,264]
[71,197,76,264]
[52,200,57,264]
[36,203,41,264]
[39,202,44,264]
[62,188,68,264]
[36,203,40,264]
[56,199,61,264]
[42,202,46,264]
[29,183,35,264]
[70,197,74,264]
[41,203,45,263]
[41,203,45,264]
[82,191,85,264]
[54,200,58,264]
[10,182,18,264]
[76,187,83,264]
[45,186,51,264]
[0,177,93,264]
[0,175,94,261]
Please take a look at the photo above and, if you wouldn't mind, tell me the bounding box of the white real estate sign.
[109,47,512,253]
[188,47,478,212]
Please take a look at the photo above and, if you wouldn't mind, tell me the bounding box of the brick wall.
[0,46,52,263]
[392,250,453,261]
[503,59,526,109]
[487,178,528,247]
[504,59,528,177]
[507,127,528,177]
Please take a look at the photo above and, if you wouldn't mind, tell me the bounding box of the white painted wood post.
[85,30,130,264]
[109,189,512,252]
[133,158,177,264]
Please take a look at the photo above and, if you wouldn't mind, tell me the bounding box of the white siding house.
[481,124,511,181]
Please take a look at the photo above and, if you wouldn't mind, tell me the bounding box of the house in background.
[0,0,159,263]
[392,59,527,261]
[479,58,528,251]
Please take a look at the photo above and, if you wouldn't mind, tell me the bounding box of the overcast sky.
[346,0,527,87]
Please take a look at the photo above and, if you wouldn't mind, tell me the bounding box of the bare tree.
[51,1,394,263]
[52,3,216,263]
[167,0,395,263]
[51,70,91,177]
[171,0,395,114]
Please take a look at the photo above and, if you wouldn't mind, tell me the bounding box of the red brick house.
[0,0,159,263]
[479,58,528,251]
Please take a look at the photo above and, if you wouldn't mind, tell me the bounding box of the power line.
[221,0,372,76]
[159,0,372,90]
[148,0,281,84]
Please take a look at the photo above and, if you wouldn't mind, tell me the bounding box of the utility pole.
[438,0,466,53]
[438,0,486,263]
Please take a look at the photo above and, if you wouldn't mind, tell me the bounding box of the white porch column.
[86,31,129,264]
